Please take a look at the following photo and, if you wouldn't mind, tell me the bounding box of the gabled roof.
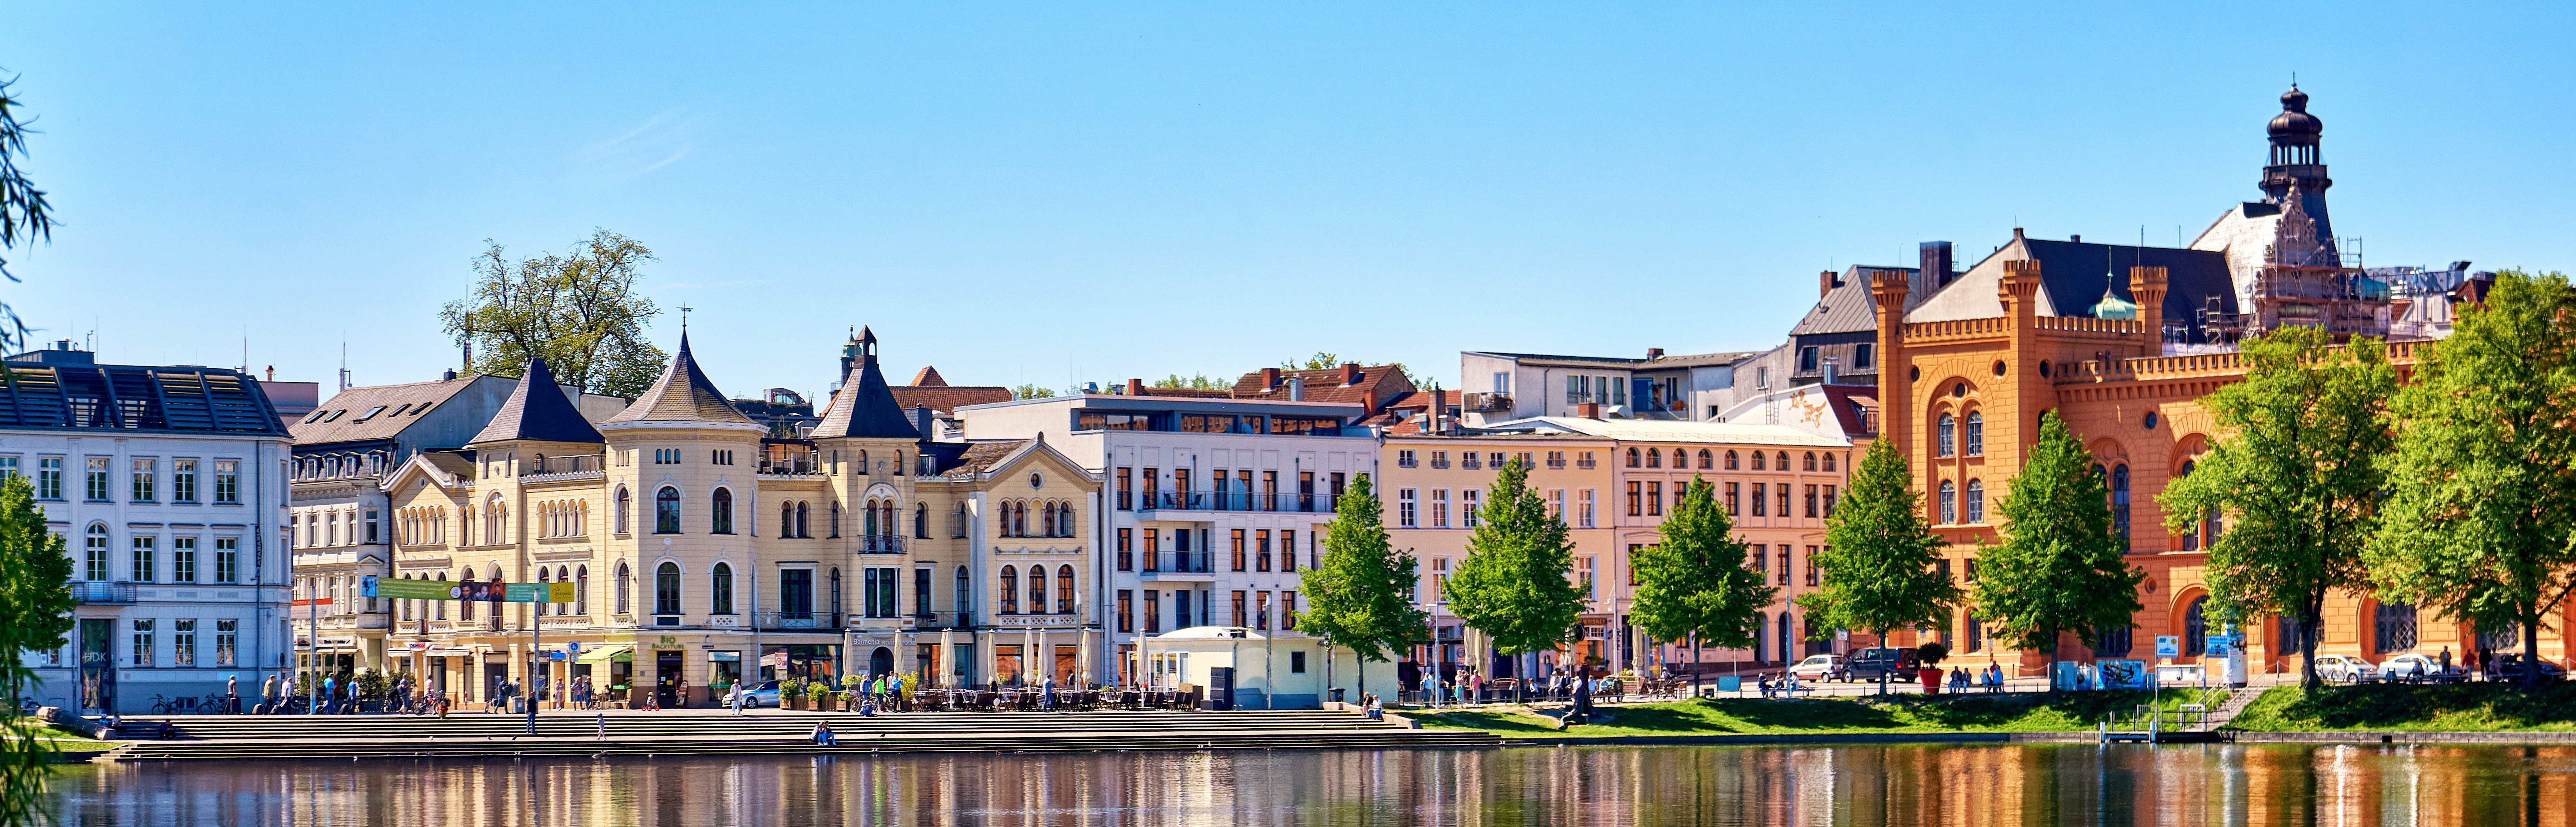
[808,334,922,440]
[891,386,1012,416]
[1230,364,1414,412]
[468,358,603,445]
[909,366,948,387]
[1790,266,1920,337]
[603,333,760,427]
[290,374,481,444]
[1909,231,2240,342]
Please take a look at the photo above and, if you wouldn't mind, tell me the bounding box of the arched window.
[2182,596,2208,656]
[795,502,810,538]
[1016,503,1031,537]
[1697,449,1713,469]
[955,566,971,617]
[864,502,880,537]
[780,503,795,538]
[2176,461,2200,550]
[1775,451,1788,469]
[82,524,109,581]
[880,501,895,538]
[1804,452,1817,472]
[459,571,477,621]
[709,562,734,614]
[654,487,681,534]
[914,504,928,539]
[1056,566,1076,615]
[1645,449,1661,469]
[829,502,841,538]
[574,565,589,615]
[1964,480,1984,523]
[2374,602,2418,653]
[2111,465,2131,549]
[999,566,1019,614]
[1751,451,1765,471]
[436,572,448,620]
[829,568,843,617]
[1041,502,1057,536]
[485,494,507,544]
[1936,414,1956,457]
[1028,567,1048,615]
[1964,411,1985,456]
[710,488,734,535]
[655,562,682,615]
[1626,448,1641,468]
[1938,480,1957,524]
[615,562,632,615]
[1726,450,1740,470]
[858,450,869,475]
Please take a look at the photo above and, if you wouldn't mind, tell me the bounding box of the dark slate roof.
[0,357,286,435]
[2016,239,2240,339]
[290,374,481,445]
[940,440,1031,475]
[1790,266,1918,336]
[604,333,760,426]
[469,358,604,445]
[809,340,922,440]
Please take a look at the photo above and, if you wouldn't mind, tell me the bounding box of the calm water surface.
[48,743,2576,826]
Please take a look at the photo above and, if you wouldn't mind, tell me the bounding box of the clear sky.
[3,3,2569,400]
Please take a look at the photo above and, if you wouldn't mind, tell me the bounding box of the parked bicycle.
[145,694,199,715]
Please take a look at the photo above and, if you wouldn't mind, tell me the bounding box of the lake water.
[48,743,2576,826]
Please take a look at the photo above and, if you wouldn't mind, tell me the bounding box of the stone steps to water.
[105,710,1500,761]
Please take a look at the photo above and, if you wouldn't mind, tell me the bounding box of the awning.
[577,645,634,664]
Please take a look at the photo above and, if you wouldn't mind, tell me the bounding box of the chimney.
[1820,270,1835,297]
[1577,402,1602,420]
[1259,368,1282,390]
[1128,378,1144,397]
[2069,234,2081,243]
[1919,241,1956,293]
[1340,363,1361,387]
[1646,347,1665,359]
[911,405,937,441]
[1821,358,1839,386]
[1286,378,1305,402]
[442,369,457,381]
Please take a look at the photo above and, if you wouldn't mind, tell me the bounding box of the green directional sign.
[362,576,459,601]
[504,582,576,603]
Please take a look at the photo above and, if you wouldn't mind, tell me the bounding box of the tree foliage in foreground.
[1446,458,1586,698]
[1975,411,2143,686]
[1303,473,1428,700]
[1801,438,1960,693]
[1630,477,1775,691]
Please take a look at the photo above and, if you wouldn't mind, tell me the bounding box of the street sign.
[2206,634,2233,657]
[362,576,458,601]
[566,641,582,655]
[2155,636,2181,658]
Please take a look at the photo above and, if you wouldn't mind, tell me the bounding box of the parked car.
[2313,654,2378,683]
[2488,654,2565,683]
[727,680,783,708]
[2377,653,2441,682]
[1845,647,1922,682]
[1788,655,1846,683]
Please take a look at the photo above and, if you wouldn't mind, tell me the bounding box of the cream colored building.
[365,329,1101,707]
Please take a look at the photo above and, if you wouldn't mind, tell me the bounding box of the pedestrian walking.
[225,674,239,715]
[261,674,279,714]
[596,712,607,740]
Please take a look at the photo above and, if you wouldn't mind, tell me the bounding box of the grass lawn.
[2226,682,2576,732]
[1411,689,2226,739]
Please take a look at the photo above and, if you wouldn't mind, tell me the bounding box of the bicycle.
[146,694,199,715]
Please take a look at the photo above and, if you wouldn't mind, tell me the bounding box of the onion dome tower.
[2261,86,2334,244]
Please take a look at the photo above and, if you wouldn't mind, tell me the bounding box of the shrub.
[1916,642,1950,667]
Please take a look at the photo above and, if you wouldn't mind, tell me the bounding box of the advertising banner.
[362,576,459,601]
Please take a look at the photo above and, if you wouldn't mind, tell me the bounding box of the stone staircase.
[106,709,1500,761]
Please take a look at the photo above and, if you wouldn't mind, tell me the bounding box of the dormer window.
[355,406,388,422]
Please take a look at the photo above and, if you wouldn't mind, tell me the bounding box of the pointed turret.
[603,333,760,427]
[811,326,922,440]
[468,357,603,445]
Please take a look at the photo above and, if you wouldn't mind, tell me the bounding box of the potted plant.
[807,682,831,710]
[782,677,806,710]
[1916,642,1951,695]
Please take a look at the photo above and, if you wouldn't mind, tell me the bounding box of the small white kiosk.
[1139,626,1400,710]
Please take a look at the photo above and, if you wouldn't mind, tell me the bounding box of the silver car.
[2313,654,2377,683]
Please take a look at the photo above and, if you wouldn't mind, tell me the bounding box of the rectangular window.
[1626,482,1642,517]
[1823,485,1838,518]
[214,537,239,584]
[1280,530,1297,572]
[1726,482,1740,515]
[1263,471,1279,511]
[1546,451,1566,469]
[1256,529,1272,572]
[1806,547,1820,586]
[1577,451,1597,469]
[1547,489,1563,520]
[1255,591,1271,630]
[1579,557,1597,600]
[1117,528,1133,571]
[37,457,60,499]
[131,536,156,583]
[1284,591,1298,631]
[172,459,198,502]
[1752,483,1767,517]
[1777,485,1790,518]
[1117,590,1134,633]
[1778,549,1791,586]
[1429,451,1448,469]
[173,619,196,667]
[915,568,932,616]
[172,536,198,584]
[131,619,154,667]
[1646,481,1663,517]
[0,456,15,483]
[1397,489,1417,528]
[1798,346,1819,372]
[1461,489,1481,528]
[1805,485,1819,518]
[1577,489,1596,528]
[1231,591,1248,628]
[1116,467,1133,510]
[1144,589,1162,633]
[86,457,111,501]
[1751,544,1767,574]
[212,461,239,503]
[1141,529,1160,572]
[1397,450,1417,469]
[214,619,238,667]
[1854,342,1875,369]
[1331,472,1346,506]
[1231,529,1248,571]
[1141,467,1159,509]
[1430,489,1449,529]
[131,458,157,502]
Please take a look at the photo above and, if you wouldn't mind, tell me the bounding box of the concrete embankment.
[101,709,1500,761]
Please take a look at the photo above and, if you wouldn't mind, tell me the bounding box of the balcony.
[759,457,824,477]
[1141,551,1215,576]
[911,611,973,630]
[1138,492,1330,514]
[857,535,905,554]
[754,611,844,631]
[71,581,138,604]
[522,454,604,477]
[1465,392,1512,413]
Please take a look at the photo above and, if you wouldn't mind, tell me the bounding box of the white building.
[1458,349,1761,425]
[958,394,1374,707]
[7,341,295,714]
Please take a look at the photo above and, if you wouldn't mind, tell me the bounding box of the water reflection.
[45,743,2576,826]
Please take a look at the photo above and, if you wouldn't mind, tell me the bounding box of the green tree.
[1011,384,1056,400]
[2369,269,2576,689]
[0,73,55,352]
[1800,439,1961,694]
[2158,326,2394,689]
[1975,411,2144,688]
[1282,352,1344,371]
[0,474,74,825]
[440,229,666,397]
[1444,458,1586,703]
[1629,477,1776,696]
[1301,473,1429,703]
[1151,373,1227,391]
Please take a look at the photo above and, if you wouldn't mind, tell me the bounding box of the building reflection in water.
[41,743,2576,826]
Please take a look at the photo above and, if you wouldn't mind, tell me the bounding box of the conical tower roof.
[603,333,760,427]
[468,357,604,445]
[810,327,921,440]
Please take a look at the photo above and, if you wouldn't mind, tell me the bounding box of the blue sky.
[4,3,2569,399]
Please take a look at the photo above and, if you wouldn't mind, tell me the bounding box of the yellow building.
[370,329,1100,707]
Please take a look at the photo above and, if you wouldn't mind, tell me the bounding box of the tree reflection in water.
[39,744,2576,826]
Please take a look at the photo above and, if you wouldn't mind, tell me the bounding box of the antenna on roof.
[339,338,351,392]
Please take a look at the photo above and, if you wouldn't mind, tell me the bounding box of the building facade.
[7,341,295,713]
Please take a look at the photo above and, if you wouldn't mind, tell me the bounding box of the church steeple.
[2261,86,2334,244]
